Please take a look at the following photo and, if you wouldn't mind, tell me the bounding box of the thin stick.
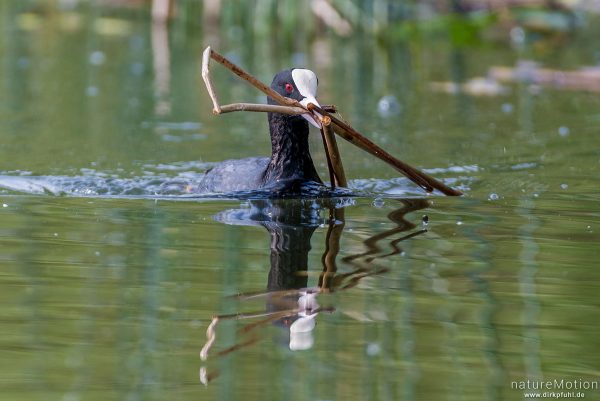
[202,47,334,121]
[201,47,221,113]
[321,123,347,187]
[204,48,335,123]
[218,103,307,115]
[206,47,298,108]
[202,46,462,196]
[308,104,463,196]
[320,127,337,189]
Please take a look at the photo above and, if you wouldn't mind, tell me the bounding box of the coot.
[198,68,324,193]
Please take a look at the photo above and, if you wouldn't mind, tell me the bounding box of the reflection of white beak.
[289,317,316,351]
[289,292,319,351]
[299,96,322,129]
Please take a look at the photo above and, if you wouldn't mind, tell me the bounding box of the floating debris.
[141,121,203,131]
[489,62,600,92]
[366,342,381,356]
[16,13,43,31]
[377,95,402,117]
[94,18,132,37]
[89,51,106,66]
[501,103,514,114]
[429,77,510,96]
[85,86,99,97]
[510,26,526,45]
[59,12,83,32]
[558,126,570,137]
[160,133,207,142]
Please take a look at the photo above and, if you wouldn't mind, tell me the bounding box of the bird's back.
[197,157,270,193]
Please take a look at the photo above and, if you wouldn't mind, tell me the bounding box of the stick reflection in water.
[199,197,429,385]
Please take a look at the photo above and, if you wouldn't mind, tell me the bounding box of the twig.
[320,122,347,187]
[320,128,337,188]
[201,46,463,196]
[201,47,221,114]
[201,48,332,126]
[320,105,338,113]
[218,103,307,115]
[307,104,463,196]
[202,46,298,109]
[202,47,338,118]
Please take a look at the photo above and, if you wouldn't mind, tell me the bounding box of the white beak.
[299,96,322,129]
[292,69,322,129]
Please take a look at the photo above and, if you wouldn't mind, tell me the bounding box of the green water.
[1,2,600,401]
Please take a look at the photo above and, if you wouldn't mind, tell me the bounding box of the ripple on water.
[0,173,350,199]
[0,162,471,200]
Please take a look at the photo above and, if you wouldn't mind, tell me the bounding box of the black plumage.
[198,69,322,193]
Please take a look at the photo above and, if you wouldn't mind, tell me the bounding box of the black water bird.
[198,69,324,193]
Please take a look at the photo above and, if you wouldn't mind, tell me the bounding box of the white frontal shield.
[292,69,322,128]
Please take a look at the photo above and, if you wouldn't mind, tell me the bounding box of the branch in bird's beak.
[299,96,322,129]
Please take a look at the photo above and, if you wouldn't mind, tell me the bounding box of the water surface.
[1,3,599,401]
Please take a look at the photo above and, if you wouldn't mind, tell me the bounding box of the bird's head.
[269,68,322,128]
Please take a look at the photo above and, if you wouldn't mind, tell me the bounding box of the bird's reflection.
[199,197,429,385]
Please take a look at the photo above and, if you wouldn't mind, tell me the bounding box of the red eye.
[285,83,294,94]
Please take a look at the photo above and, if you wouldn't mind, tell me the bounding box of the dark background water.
[1,1,600,400]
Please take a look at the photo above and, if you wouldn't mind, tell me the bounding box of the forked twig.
[202,46,301,115]
[201,48,222,114]
[307,104,463,196]
[203,46,296,108]
[202,46,344,186]
[201,46,462,196]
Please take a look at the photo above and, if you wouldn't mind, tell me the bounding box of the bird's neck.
[262,113,321,186]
